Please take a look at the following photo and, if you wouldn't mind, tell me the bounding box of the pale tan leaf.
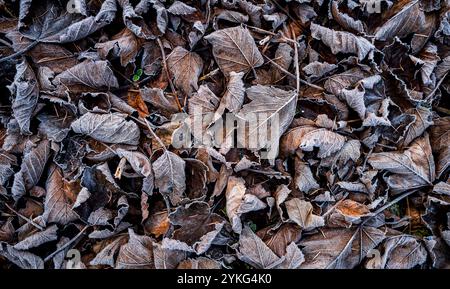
[285,198,324,230]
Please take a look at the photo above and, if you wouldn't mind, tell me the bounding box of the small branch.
[44,226,89,263]
[434,106,450,115]
[0,41,39,64]
[142,118,167,151]
[4,203,44,231]
[263,55,324,91]
[0,38,13,48]
[244,25,297,44]
[425,72,448,102]
[362,189,419,225]
[291,28,300,92]
[322,192,349,218]
[114,157,127,179]
[156,38,182,112]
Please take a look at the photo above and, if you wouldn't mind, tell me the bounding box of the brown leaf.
[216,71,245,115]
[153,242,187,269]
[430,117,450,178]
[368,134,435,193]
[54,60,119,92]
[225,176,246,234]
[116,228,154,269]
[177,257,221,269]
[167,46,203,97]
[377,235,427,269]
[127,91,149,117]
[299,227,385,269]
[285,198,325,231]
[205,26,264,76]
[12,139,51,201]
[237,225,285,269]
[257,223,302,257]
[144,210,170,238]
[7,59,39,135]
[294,157,319,194]
[277,242,305,269]
[96,28,143,66]
[116,148,152,177]
[374,0,436,53]
[43,165,79,225]
[71,112,140,145]
[164,201,225,254]
[153,150,186,206]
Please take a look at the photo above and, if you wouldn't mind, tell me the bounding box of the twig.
[111,66,134,85]
[326,189,419,268]
[114,157,127,179]
[263,55,324,91]
[43,226,90,262]
[4,203,44,231]
[322,192,349,217]
[362,189,419,224]
[291,28,300,92]
[269,0,296,23]
[425,72,448,102]
[244,24,297,44]
[111,75,153,92]
[156,38,182,112]
[0,41,38,64]
[0,38,13,48]
[142,118,167,151]
[434,106,450,115]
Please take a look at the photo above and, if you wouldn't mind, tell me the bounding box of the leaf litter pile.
[0,0,450,269]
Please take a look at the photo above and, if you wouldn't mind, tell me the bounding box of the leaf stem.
[263,55,324,91]
[3,203,44,231]
[0,40,39,64]
[156,38,183,112]
[142,117,167,151]
[43,226,90,263]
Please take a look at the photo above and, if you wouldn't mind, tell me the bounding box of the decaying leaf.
[8,59,39,135]
[216,71,245,115]
[0,0,448,271]
[153,150,186,205]
[167,46,203,96]
[164,201,225,254]
[71,112,140,145]
[310,23,374,60]
[116,229,154,269]
[368,134,435,193]
[377,235,428,269]
[12,139,50,201]
[237,226,285,269]
[96,28,143,66]
[300,227,385,269]
[43,165,79,225]
[285,198,325,231]
[205,26,264,76]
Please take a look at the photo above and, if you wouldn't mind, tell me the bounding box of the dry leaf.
[205,26,264,76]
